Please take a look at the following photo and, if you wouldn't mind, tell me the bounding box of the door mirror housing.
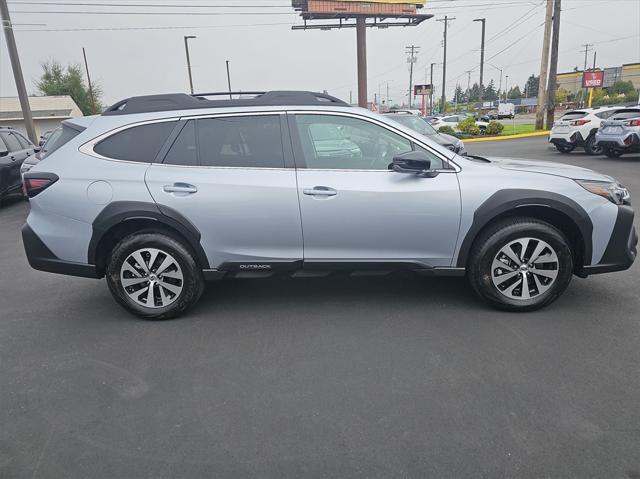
[391,151,439,178]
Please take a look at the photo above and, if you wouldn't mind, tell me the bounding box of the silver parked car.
[22,91,637,319]
[595,109,640,158]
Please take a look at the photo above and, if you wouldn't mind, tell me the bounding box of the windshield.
[389,115,438,136]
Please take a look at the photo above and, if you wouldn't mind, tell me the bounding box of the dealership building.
[556,62,640,95]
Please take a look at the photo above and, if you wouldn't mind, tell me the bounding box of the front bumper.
[22,224,100,279]
[580,205,637,276]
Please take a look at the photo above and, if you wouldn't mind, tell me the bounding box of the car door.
[289,112,462,268]
[145,113,304,271]
[0,131,29,192]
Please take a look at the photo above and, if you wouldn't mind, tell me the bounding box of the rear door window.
[14,132,31,149]
[94,121,177,162]
[197,115,284,168]
[1,132,23,152]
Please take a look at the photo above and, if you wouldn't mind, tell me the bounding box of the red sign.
[582,71,604,88]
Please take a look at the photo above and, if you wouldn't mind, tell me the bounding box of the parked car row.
[549,106,640,157]
[382,112,467,155]
[0,127,39,203]
[429,114,490,133]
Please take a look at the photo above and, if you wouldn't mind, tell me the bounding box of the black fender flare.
[88,201,210,269]
[456,189,593,268]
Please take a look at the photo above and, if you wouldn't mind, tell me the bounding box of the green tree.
[524,74,539,97]
[507,85,522,99]
[484,79,498,101]
[607,80,635,96]
[468,82,481,102]
[454,85,465,104]
[555,87,569,104]
[36,61,103,115]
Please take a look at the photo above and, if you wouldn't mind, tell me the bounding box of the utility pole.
[356,17,368,108]
[580,43,593,107]
[535,0,553,130]
[546,0,561,129]
[473,18,486,100]
[0,0,37,143]
[225,60,232,99]
[406,45,419,108]
[184,35,196,94]
[430,62,435,115]
[436,16,455,113]
[386,82,390,108]
[82,48,97,115]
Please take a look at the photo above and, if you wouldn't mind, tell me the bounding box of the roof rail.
[102,90,350,116]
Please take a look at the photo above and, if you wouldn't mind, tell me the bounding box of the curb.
[464,131,550,143]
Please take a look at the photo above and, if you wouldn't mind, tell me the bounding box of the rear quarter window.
[94,121,177,162]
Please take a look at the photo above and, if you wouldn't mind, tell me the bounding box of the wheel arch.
[456,190,593,273]
[89,201,210,277]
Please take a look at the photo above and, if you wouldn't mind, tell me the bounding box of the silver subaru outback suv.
[22,91,637,319]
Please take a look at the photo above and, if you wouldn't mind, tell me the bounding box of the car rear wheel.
[554,143,574,154]
[468,218,573,312]
[603,147,623,158]
[106,232,204,320]
[584,135,602,155]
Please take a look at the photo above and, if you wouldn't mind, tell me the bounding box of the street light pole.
[226,60,232,100]
[184,35,196,94]
[430,62,435,115]
[473,18,486,100]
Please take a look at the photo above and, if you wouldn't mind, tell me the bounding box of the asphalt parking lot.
[1,136,639,478]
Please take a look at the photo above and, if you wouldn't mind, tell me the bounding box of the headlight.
[576,179,631,205]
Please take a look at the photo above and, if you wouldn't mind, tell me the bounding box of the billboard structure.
[292,1,432,107]
[582,71,604,88]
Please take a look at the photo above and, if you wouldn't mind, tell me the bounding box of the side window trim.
[157,119,190,164]
[287,111,456,172]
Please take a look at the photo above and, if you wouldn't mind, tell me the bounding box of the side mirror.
[33,147,41,153]
[0,150,8,158]
[391,151,439,178]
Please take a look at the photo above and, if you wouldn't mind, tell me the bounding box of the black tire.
[554,143,575,154]
[468,217,573,312]
[106,232,204,320]
[603,147,623,158]
[584,135,602,155]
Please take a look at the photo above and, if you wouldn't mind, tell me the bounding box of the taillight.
[570,119,591,126]
[623,119,640,127]
[22,173,58,198]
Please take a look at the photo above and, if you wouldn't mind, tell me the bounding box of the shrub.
[438,125,456,135]
[458,116,480,135]
[485,121,505,136]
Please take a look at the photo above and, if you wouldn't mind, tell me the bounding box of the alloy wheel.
[491,237,559,300]
[120,248,184,309]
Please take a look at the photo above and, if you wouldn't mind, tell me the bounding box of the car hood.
[485,156,613,181]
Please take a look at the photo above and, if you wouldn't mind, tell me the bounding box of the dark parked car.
[0,128,38,203]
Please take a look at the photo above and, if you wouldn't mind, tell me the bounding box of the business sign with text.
[582,71,604,88]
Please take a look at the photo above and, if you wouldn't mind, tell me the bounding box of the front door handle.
[163,183,198,195]
[303,186,337,197]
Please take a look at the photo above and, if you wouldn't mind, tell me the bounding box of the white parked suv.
[430,115,489,132]
[549,107,621,155]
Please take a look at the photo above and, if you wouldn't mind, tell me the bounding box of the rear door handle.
[303,186,337,197]
[163,183,198,194]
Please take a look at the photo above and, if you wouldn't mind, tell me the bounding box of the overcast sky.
[1,0,639,107]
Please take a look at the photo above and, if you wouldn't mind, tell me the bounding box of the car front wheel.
[468,218,573,311]
[584,135,602,155]
[106,232,204,320]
